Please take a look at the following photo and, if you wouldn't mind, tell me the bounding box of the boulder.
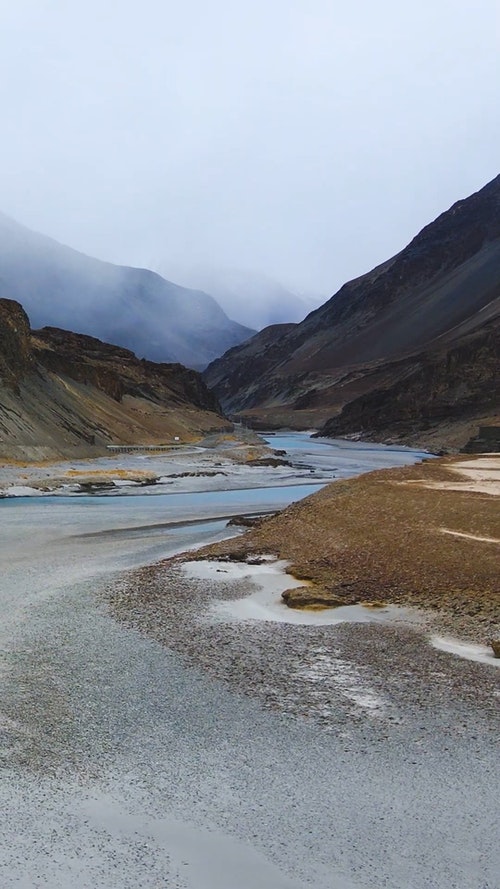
[281,586,348,609]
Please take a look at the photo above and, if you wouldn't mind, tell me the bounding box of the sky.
[1,0,499,300]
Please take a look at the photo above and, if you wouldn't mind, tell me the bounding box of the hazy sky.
[1,0,499,297]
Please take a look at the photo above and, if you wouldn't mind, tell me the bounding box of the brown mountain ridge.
[204,175,500,448]
[0,299,229,461]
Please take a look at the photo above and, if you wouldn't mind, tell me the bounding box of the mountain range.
[204,174,500,448]
[0,298,228,460]
[0,212,253,370]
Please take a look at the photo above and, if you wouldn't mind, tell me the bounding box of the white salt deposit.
[431,636,500,668]
[4,485,40,497]
[298,649,387,714]
[182,558,415,627]
[407,455,500,496]
[439,527,500,545]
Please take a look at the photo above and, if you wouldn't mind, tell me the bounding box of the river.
[0,434,497,889]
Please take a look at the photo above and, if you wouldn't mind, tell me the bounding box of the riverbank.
[0,431,429,497]
[2,435,499,888]
[156,453,499,642]
[0,432,280,497]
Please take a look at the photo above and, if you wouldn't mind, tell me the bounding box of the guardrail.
[105,444,184,454]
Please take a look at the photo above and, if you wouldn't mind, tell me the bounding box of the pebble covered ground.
[1,438,499,888]
[108,560,500,736]
[103,558,500,888]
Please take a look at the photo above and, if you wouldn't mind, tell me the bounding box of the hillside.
[204,175,500,446]
[0,299,229,461]
[320,315,499,449]
[0,213,254,370]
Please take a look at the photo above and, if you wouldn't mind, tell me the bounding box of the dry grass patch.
[64,468,155,479]
[195,456,500,635]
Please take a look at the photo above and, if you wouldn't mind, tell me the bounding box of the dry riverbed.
[0,434,287,497]
[186,454,500,642]
[105,452,499,735]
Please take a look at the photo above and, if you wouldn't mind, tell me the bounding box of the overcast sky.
[1,0,499,298]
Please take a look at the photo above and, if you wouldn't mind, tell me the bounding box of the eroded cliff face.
[319,318,500,446]
[33,327,222,414]
[0,301,229,460]
[0,299,33,390]
[203,174,500,446]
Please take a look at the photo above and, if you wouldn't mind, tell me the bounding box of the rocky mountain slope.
[204,175,500,446]
[0,299,229,460]
[320,315,499,448]
[0,212,254,370]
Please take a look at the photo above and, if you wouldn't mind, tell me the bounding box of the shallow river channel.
[0,434,498,888]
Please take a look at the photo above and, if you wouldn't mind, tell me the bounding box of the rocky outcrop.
[204,174,500,445]
[34,327,222,414]
[0,299,33,390]
[319,317,500,442]
[462,424,500,454]
[0,300,229,460]
[281,586,347,609]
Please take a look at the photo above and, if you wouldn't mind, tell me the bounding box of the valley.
[2,9,499,889]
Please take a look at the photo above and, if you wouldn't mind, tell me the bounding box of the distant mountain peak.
[0,214,255,369]
[203,173,500,446]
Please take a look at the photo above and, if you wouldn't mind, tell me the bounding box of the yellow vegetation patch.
[65,468,154,478]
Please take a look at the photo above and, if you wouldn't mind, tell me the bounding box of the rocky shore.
[188,453,500,641]
[104,451,499,741]
[107,558,499,737]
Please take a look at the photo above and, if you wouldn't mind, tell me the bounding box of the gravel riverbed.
[103,557,500,889]
[1,436,498,888]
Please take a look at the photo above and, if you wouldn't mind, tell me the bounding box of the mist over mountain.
[0,213,254,370]
[158,264,322,330]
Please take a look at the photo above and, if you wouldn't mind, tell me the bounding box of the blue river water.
[0,482,324,512]
[0,433,429,534]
